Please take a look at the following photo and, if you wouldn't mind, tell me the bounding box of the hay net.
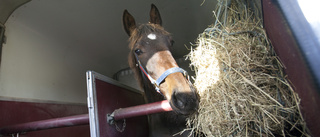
[184,0,310,136]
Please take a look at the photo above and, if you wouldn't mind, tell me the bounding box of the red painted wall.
[95,79,149,137]
[0,99,89,137]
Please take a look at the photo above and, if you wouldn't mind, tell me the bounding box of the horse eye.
[170,40,175,46]
[135,49,143,55]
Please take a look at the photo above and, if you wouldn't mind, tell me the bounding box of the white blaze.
[147,33,157,40]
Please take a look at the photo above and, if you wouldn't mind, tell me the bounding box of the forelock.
[128,24,171,50]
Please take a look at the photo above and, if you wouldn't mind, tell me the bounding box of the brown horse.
[122,4,199,137]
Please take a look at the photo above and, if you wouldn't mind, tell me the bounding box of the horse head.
[123,4,199,115]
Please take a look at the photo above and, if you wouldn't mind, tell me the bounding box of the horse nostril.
[174,94,185,109]
[172,91,191,111]
[171,91,184,109]
[170,90,199,115]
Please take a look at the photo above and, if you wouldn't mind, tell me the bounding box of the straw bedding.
[183,0,310,136]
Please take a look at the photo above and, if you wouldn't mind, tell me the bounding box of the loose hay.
[184,0,310,136]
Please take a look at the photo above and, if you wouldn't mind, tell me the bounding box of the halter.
[134,53,189,95]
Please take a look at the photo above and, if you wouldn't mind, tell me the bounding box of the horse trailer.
[0,0,319,136]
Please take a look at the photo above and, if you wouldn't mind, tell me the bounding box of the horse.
[122,4,199,137]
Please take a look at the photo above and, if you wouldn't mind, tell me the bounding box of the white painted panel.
[0,0,216,103]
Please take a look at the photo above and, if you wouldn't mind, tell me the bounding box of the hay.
[184,0,310,136]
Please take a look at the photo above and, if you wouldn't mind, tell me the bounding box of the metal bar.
[113,100,172,120]
[0,100,172,135]
[0,114,89,135]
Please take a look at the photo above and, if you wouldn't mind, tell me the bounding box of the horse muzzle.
[169,83,199,115]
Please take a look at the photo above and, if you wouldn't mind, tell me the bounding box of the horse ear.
[123,9,136,36]
[149,4,162,26]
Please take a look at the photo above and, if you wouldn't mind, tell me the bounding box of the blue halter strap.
[134,53,189,95]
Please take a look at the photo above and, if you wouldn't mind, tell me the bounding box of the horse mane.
[127,23,171,89]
